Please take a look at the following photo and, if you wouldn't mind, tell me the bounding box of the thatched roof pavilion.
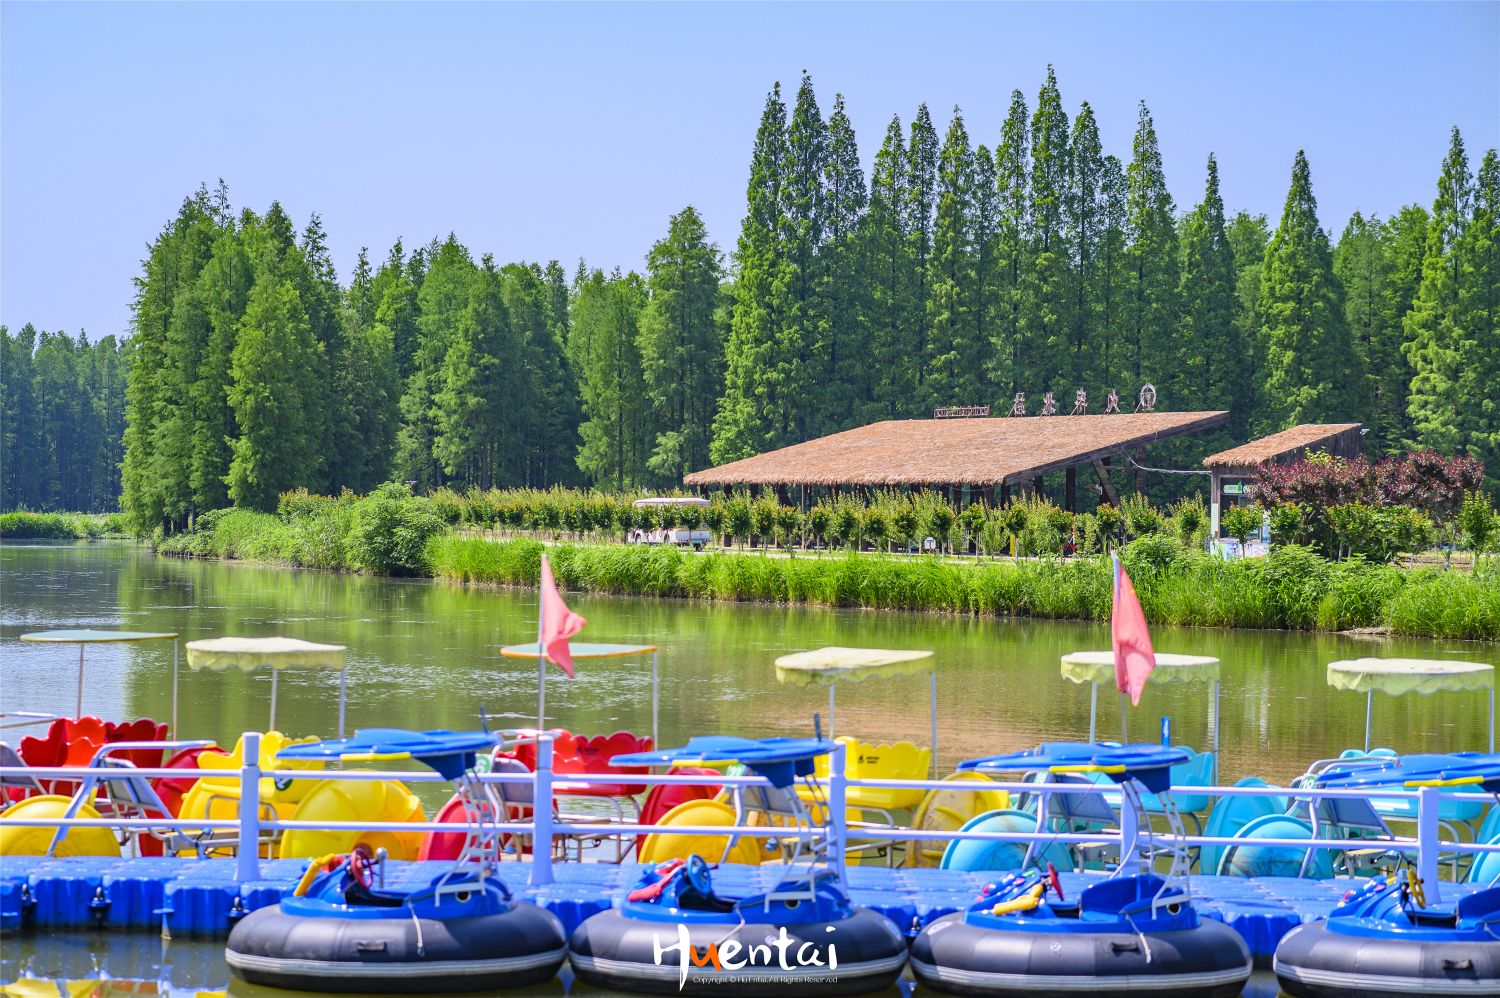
[1201,423,1363,469]
[1201,422,1363,540]
[684,411,1229,500]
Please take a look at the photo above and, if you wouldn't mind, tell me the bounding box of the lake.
[4,542,1497,785]
[3,540,1496,998]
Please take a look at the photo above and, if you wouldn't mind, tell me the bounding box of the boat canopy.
[500,642,660,746]
[278,727,501,779]
[1061,651,1222,753]
[499,642,656,661]
[20,629,178,644]
[185,636,347,672]
[185,637,349,738]
[1061,651,1220,687]
[1327,658,1495,753]
[774,647,934,687]
[1327,658,1493,696]
[20,629,180,728]
[774,647,938,774]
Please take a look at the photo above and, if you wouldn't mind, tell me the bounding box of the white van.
[630,497,712,549]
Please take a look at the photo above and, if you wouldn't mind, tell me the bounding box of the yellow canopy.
[774,647,935,688]
[186,637,347,673]
[1327,658,1494,697]
[1061,651,1220,687]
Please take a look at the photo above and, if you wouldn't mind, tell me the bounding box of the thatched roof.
[1201,423,1362,469]
[684,412,1230,488]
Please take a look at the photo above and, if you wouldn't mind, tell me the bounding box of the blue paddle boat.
[567,734,908,996]
[910,742,1251,997]
[225,728,567,993]
[1274,752,1500,998]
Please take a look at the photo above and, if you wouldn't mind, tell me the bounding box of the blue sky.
[3,1,1496,339]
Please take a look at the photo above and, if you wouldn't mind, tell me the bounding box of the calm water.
[2,541,1496,997]
[4,542,1496,782]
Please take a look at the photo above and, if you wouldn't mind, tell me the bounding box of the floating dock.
[2,855,1486,964]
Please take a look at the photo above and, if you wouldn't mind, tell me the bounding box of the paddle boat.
[1273,753,1500,997]
[775,647,936,864]
[568,734,909,996]
[1212,658,1498,877]
[225,728,567,994]
[910,741,1252,998]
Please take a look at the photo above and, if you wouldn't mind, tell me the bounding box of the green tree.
[1226,210,1271,427]
[906,103,940,396]
[1177,155,1239,424]
[817,93,867,433]
[396,235,476,488]
[1124,102,1179,391]
[1259,150,1359,428]
[226,277,319,510]
[990,90,1029,396]
[713,84,788,463]
[1404,128,1475,453]
[1066,103,1105,386]
[433,258,517,488]
[925,108,981,406]
[859,114,917,421]
[1,324,42,510]
[1020,66,1071,389]
[576,270,650,488]
[639,206,725,484]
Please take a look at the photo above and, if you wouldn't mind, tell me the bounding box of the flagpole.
[537,575,547,733]
[1120,691,1128,743]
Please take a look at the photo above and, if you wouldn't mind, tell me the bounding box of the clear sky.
[3,1,1496,340]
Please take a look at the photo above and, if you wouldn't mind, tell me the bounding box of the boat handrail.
[2,733,1495,900]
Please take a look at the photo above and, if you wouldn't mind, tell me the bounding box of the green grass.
[426,536,1500,640]
[0,511,128,539]
[153,506,1500,641]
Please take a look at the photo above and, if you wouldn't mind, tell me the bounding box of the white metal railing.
[2,733,1497,905]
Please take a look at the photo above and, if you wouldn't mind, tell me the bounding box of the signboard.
[1222,482,1248,495]
[933,405,990,419]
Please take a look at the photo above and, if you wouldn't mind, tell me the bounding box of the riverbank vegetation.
[153,483,1500,640]
[8,73,1493,527]
[0,511,128,539]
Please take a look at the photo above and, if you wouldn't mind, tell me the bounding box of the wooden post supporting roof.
[1091,458,1118,505]
[1064,466,1077,512]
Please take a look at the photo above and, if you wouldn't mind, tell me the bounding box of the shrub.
[806,502,832,548]
[348,483,445,575]
[1221,503,1262,547]
[1094,504,1123,548]
[1122,533,1186,574]
[1460,491,1496,555]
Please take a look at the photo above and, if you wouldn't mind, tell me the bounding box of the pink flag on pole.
[1111,552,1156,706]
[539,553,587,678]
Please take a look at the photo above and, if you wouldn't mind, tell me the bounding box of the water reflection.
[3,542,1496,787]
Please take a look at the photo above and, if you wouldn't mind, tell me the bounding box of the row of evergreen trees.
[104,181,726,531]
[0,326,127,512]
[713,70,1498,470]
[6,70,1495,525]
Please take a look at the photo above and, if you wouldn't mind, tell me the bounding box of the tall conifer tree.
[1259,151,1358,428]
[713,84,787,463]
[1124,102,1179,392]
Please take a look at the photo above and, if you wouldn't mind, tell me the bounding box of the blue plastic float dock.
[2,855,1486,964]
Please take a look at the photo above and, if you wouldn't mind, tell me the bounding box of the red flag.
[1111,552,1155,707]
[538,553,586,678]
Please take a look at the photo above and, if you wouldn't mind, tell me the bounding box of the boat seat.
[1457,888,1500,925]
[799,738,931,812]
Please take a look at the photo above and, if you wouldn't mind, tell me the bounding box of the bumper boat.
[1274,753,1500,998]
[910,742,1252,998]
[226,728,567,993]
[568,734,908,997]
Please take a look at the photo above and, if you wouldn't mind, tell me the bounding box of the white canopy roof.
[1327,658,1494,697]
[1061,651,1221,687]
[775,647,934,688]
[185,637,347,673]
